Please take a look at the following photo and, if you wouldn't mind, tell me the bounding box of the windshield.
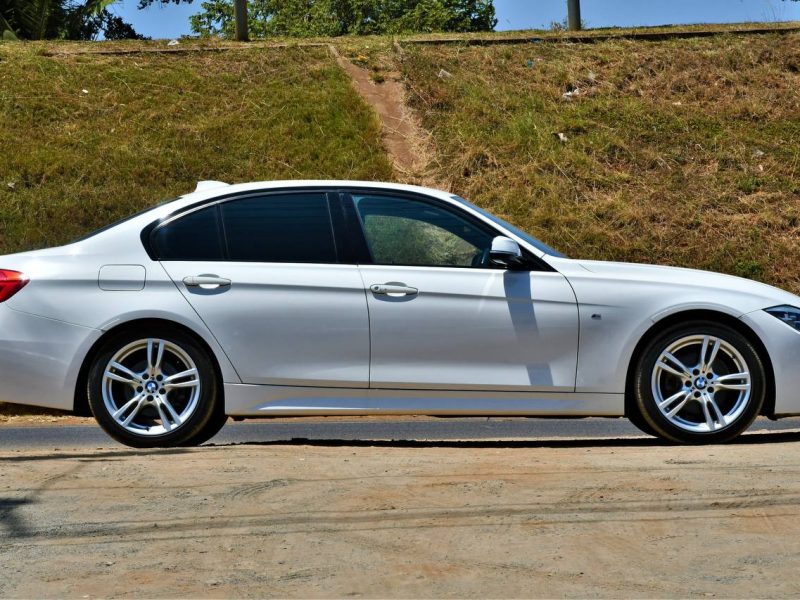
[451,195,566,258]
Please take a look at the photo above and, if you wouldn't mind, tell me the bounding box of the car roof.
[72,180,456,246]
[68,179,550,260]
[168,180,454,212]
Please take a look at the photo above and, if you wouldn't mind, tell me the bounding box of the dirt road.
[2,435,800,598]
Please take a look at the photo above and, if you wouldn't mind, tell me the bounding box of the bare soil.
[329,45,437,185]
[0,404,92,426]
[2,435,800,598]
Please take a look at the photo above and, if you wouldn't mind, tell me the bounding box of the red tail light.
[0,270,29,303]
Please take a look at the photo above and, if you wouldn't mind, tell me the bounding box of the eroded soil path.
[329,45,437,185]
[2,436,800,597]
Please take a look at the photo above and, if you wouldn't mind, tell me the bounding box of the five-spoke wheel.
[633,321,765,444]
[88,328,225,447]
[102,338,201,436]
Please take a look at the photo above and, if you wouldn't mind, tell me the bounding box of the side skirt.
[224,383,624,417]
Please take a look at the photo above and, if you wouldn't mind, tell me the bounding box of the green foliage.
[737,175,762,194]
[0,0,143,39]
[187,0,496,38]
[1,0,57,39]
[549,17,588,31]
[734,260,764,281]
[0,10,18,38]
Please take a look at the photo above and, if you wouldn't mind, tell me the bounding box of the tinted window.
[153,205,224,261]
[221,193,337,263]
[353,194,495,268]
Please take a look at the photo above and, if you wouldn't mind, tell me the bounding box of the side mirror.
[489,236,523,268]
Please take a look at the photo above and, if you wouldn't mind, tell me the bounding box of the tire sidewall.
[635,321,765,444]
[88,328,219,448]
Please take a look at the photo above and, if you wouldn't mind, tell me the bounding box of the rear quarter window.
[152,205,225,261]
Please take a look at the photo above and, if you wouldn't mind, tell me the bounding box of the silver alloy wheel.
[651,334,751,433]
[102,338,201,436]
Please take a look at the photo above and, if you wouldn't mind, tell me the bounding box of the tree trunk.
[567,0,581,31]
[234,0,248,41]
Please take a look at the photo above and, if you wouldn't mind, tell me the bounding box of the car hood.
[557,258,800,317]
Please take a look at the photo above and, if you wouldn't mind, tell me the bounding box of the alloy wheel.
[101,338,202,436]
[651,334,751,434]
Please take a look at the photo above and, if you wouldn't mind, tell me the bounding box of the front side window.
[221,193,337,263]
[353,194,495,268]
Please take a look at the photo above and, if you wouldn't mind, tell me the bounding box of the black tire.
[178,405,229,447]
[634,321,765,444]
[88,327,222,448]
[626,407,659,438]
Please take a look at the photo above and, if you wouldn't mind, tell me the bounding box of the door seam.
[156,260,245,384]
[355,265,373,388]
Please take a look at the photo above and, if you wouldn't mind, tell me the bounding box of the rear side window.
[152,205,224,261]
[221,193,337,263]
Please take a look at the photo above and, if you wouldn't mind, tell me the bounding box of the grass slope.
[402,32,800,292]
[0,44,393,253]
[1,27,799,417]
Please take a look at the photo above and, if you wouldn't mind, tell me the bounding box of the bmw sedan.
[1,180,799,447]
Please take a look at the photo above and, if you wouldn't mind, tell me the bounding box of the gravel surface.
[2,423,800,597]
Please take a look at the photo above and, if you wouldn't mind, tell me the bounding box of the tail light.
[0,270,29,303]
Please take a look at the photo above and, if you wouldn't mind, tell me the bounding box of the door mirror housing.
[489,236,524,268]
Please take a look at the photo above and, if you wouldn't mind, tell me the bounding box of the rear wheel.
[88,327,224,448]
[634,321,765,444]
[626,407,658,438]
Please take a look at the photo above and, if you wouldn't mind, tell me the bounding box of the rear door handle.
[370,283,418,296]
[183,275,231,289]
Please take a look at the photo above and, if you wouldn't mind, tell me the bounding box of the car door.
[345,191,579,392]
[154,190,370,388]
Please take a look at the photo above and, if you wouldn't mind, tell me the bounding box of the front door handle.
[183,275,231,289]
[370,283,418,296]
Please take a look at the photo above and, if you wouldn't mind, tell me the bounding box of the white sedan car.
[1,180,798,447]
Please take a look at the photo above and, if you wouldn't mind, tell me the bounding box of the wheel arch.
[73,318,225,417]
[624,309,776,420]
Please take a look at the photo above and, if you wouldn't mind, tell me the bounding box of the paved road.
[2,416,800,449]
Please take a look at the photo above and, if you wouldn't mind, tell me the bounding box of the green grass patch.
[401,33,800,292]
[0,44,393,253]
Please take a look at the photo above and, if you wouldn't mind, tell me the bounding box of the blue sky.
[110,0,800,40]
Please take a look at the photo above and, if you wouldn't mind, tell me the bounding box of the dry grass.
[0,44,393,254]
[401,32,800,291]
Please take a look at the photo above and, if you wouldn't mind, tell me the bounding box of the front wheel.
[88,328,224,448]
[633,321,765,444]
